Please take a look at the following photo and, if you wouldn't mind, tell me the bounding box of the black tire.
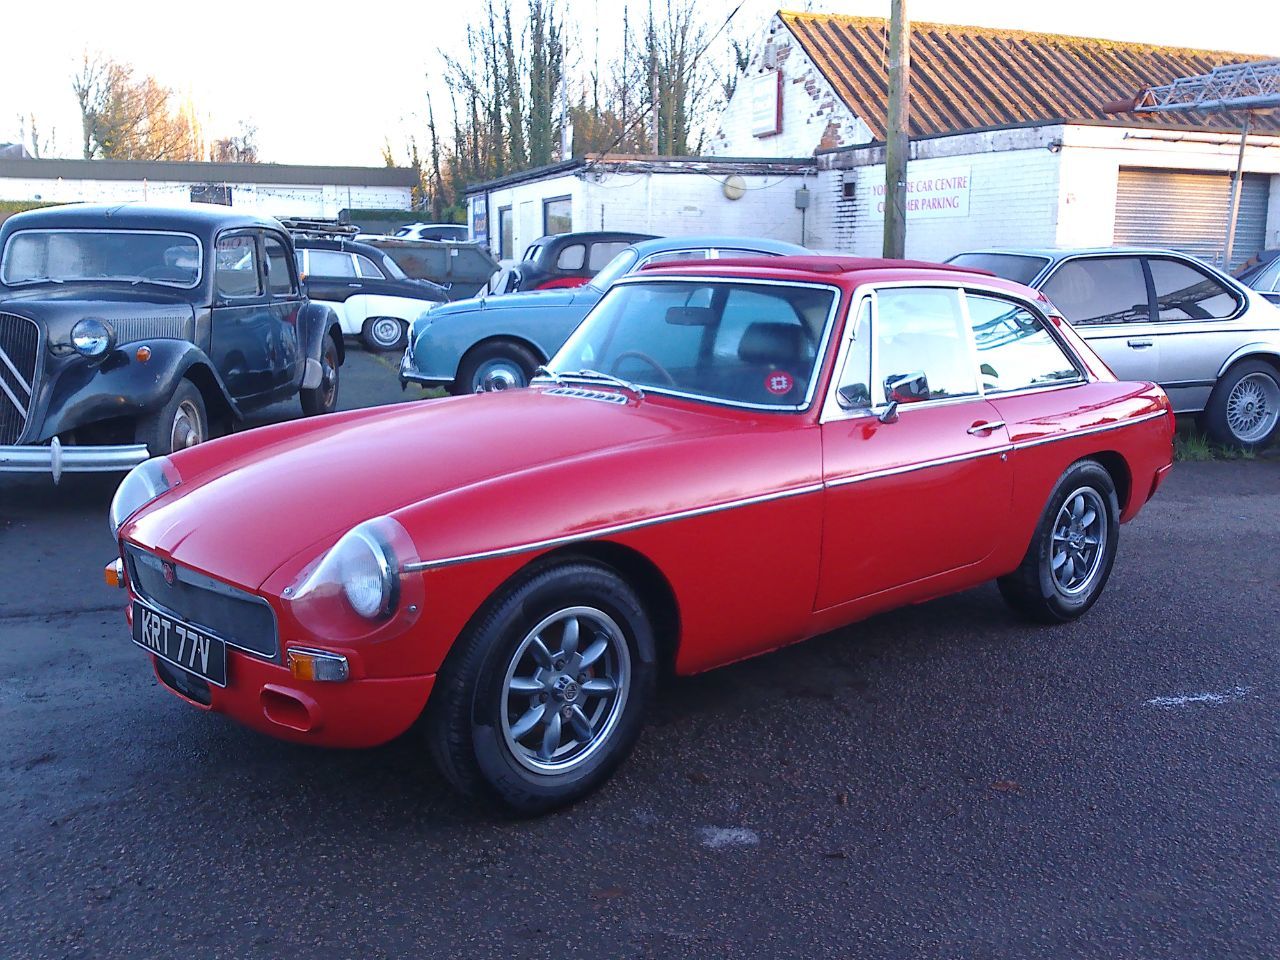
[451,340,539,396]
[300,334,341,416]
[360,316,407,352]
[427,560,656,816]
[135,379,207,456]
[1202,359,1280,450]
[997,459,1120,624]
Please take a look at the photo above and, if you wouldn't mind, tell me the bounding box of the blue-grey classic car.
[0,204,345,480]
[400,235,808,394]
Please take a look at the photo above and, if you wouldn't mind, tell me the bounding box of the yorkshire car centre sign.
[859,164,972,220]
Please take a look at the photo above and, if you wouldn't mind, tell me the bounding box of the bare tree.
[72,53,205,161]
[212,122,259,163]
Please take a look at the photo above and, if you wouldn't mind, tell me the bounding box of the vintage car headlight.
[71,317,115,357]
[289,517,424,639]
[109,457,180,535]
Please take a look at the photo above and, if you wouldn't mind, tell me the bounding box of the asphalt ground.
[1,348,1277,959]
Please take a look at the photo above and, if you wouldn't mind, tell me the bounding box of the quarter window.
[966,295,1080,393]
[307,250,357,278]
[873,287,978,403]
[556,244,587,271]
[355,255,384,279]
[1040,258,1150,325]
[643,249,709,267]
[262,235,295,295]
[835,299,872,409]
[1147,258,1241,321]
[215,234,261,298]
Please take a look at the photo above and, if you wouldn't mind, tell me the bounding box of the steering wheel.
[611,350,676,386]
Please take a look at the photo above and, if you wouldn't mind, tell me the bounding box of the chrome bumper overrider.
[0,437,150,482]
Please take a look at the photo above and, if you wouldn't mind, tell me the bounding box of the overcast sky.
[1,0,1274,167]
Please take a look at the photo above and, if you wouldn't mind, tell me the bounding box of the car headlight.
[71,317,115,357]
[109,456,180,536]
[289,518,424,639]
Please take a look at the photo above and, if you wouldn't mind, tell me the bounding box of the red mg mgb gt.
[108,256,1174,815]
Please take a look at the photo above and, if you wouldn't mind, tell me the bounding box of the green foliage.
[1174,424,1258,461]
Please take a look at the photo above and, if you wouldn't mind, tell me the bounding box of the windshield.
[586,248,639,292]
[947,252,1050,286]
[550,279,836,409]
[1,229,202,287]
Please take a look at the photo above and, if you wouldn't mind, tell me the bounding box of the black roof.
[529,231,657,249]
[294,237,391,260]
[0,202,280,238]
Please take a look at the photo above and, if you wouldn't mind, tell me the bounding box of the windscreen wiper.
[564,368,645,398]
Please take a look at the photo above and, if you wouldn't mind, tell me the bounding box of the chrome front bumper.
[0,437,149,482]
[399,348,449,388]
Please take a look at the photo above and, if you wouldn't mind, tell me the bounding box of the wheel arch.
[460,334,549,368]
[1215,344,1280,380]
[180,360,235,430]
[1080,449,1132,514]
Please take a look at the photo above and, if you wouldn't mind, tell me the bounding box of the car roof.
[627,236,808,257]
[530,231,657,247]
[1,202,279,235]
[642,255,992,280]
[952,246,1199,260]
[295,237,389,259]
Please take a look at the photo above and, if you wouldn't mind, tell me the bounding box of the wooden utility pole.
[883,0,911,258]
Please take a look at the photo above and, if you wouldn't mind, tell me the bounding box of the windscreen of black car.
[552,280,835,409]
[2,229,201,287]
[947,252,1049,286]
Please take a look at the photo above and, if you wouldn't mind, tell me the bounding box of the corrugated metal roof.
[779,11,1280,138]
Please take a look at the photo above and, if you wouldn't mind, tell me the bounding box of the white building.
[465,155,816,262]
[713,11,1280,267]
[0,157,416,220]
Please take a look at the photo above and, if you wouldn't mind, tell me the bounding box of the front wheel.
[135,379,207,456]
[997,460,1120,624]
[361,316,407,352]
[1203,360,1280,450]
[451,341,538,395]
[300,334,341,416]
[427,561,656,816]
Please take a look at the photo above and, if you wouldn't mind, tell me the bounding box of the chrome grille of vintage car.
[0,312,40,445]
[112,314,190,344]
[125,544,279,660]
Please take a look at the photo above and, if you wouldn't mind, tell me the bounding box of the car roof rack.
[277,218,360,239]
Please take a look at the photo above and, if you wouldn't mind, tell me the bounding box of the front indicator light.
[287,648,350,683]
[104,558,125,589]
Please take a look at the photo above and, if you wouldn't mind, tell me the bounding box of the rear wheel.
[998,460,1120,624]
[427,561,655,816]
[1203,360,1280,450]
[361,316,407,352]
[452,341,539,395]
[135,379,207,456]
[300,334,341,416]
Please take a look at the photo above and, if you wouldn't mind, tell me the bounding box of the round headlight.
[71,317,114,357]
[109,456,179,536]
[294,520,399,621]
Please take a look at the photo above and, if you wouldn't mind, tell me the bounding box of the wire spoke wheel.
[1225,371,1280,445]
[500,606,631,775]
[1050,487,1108,597]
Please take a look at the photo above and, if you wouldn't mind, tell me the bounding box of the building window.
[841,180,855,200]
[498,206,513,260]
[543,196,572,236]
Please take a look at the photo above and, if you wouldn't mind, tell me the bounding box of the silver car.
[949,248,1280,449]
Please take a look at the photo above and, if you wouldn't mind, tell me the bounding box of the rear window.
[947,253,1049,286]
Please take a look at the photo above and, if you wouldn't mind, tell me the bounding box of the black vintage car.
[496,231,656,294]
[0,204,344,480]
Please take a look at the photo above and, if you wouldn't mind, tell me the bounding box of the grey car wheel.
[361,316,407,352]
[452,341,539,396]
[1204,360,1280,450]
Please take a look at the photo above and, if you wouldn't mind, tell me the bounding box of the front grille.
[125,545,279,661]
[0,312,40,445]
[112,314,189,344]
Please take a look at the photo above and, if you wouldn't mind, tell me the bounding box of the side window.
[716,248,781,260]
[307,250,357,278]
[643,249,709,267]
[1147,258,1241,321]
[262,235,295,296]
[556,244,587,271]
[835,299,873,408]
[214,234,261,298]
[873,287,978,403]
[1041,258,1149,325]
[294,251,305,274]
[588,242,630,271]
[966,295,1081,393]
[355,255,384,279]
[1258,258,1280,293]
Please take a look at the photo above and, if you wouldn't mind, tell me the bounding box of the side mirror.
[884,370,930,403]
[835,383,870,410]
[877,400,899,424]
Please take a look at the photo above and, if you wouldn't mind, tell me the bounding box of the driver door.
[816,287,1013,610]
[210,231,276,402]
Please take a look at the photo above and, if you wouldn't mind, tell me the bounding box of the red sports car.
[108,256,1174,815]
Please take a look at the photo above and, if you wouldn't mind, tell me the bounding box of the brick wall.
[709,15,867,159]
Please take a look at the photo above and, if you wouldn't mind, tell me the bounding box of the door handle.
[967,420,1006,435]
[1126,338,1154,348]
[347,283,361,287]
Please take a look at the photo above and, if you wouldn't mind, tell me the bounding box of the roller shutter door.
[1114,168,1269,270]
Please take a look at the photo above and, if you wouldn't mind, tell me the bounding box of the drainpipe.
[1222,112,1252,270]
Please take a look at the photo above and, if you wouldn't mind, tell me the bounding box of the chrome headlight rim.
[342,524,399,620]
[109,456,178,536]
[71,316,115,358]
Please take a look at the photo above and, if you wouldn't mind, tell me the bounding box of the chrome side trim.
[404,482,826,571]
[825,445,1010,489]
[1009,409,1169,449]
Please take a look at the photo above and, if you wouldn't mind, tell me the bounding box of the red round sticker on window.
[765,371,795,396]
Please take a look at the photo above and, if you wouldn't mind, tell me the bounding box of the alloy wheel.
[1050,487,1108,597]
[1225,371,1280,445]
[499,606,631,775]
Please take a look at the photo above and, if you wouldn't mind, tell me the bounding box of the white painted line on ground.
[699,827,760,849]
[1145,686,1252,709]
